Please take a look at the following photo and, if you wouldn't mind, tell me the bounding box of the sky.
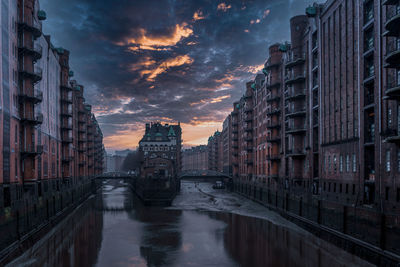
[40,0,316,152]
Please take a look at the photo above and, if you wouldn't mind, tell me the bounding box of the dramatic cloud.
[193,10,206,21]
[217,3,232,12]
[40,0,318,151]
[119,23,193,51]
[138,55,194,82]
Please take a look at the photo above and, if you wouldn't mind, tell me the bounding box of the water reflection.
[131,197,182,266]
[8,180,372,267]
[8,196,103,267]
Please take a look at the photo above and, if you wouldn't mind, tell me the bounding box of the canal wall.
[233,181,400,266]
[0,178,101,261]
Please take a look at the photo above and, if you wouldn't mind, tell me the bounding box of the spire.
[168,126,176,137]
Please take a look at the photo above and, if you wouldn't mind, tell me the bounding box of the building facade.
[223,0,400,212]
[138,122,182,178]
[182,145,208,171]
[0,0,104,220]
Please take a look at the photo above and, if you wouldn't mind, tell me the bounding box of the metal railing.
[21,144,43,154]
[21,112,43,123]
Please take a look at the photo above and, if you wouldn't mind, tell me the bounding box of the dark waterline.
[8,180,372,267]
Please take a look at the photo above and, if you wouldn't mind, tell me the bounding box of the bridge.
[94,170,231,183]
[94,172,136,180]
[178,170,231,181]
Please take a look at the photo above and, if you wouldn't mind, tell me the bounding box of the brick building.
[222,115,232,175]
[224,0,400,216]
[211,0,400,255]
[138,122,182,178]
[0,0,104,219]
[207,131,223,172]
[182,145,208,171]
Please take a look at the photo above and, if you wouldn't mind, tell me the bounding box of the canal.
[8,179,373,267]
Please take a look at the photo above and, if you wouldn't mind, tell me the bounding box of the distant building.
[115,149,133,157]
[138,122,182,178]
[182,145,208,171]
[207,131,223,172]
[105,151,132,172]
[222,116,232,175]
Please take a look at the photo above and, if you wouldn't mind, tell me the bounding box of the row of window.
[142,146,171,151]
[325,154,357,173]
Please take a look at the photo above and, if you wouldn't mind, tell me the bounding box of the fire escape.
[18,4,45,182]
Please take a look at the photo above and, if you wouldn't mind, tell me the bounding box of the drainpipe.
[356,0,362,208]
[377,0,383,213]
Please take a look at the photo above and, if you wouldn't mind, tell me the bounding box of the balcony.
[286,108,306,117]
[267,109,281,116]
[18,16,42,38]
[61,93,73,104]
[266,154,281,161]
[245,136,253,142]
[245,159,253,165]
[78,147,86,152]
[285,53,305,68]
[266,122,281,129]
[61,108,73,117]
[21,112,43,125]
[19,89,43,104]
[232,129,238,134]
[78,115,86,124]
[265,63,280,71]
[18,42,42,61]
[286,125,306,134]
[382,0,399,5]
[286,149,306,158]
[285,72,306,84]
[232,122,238,126]
[266,95,280,103]
[268,174,279,181]
[385,79,400,99]
[364,92,375,106]
[363,38,374,57]
[78,138,87,143]
[245,126,253,132]
[62,156,73,162]
[385,40,400,68]
[382,129,400,144]
[20,144,43,156]
[19,66,42,83]
[245,116,253,122]
[285,91,306,101]
[60,84,73,91]
[384,7,400,37]
[79,161,87,166]
[62,137,73,143]
[267,136,281,143]
[244,107,253,113]
[266,81,281,90]
[61,122,73,130]
[78,126,86,133]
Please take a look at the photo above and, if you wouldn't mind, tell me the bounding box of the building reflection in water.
[7,196,103,267]
[130,194,183,267]
[208,212,371,267]
[8,181,371,267]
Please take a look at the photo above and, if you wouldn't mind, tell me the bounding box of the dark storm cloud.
[41,0,317,145]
